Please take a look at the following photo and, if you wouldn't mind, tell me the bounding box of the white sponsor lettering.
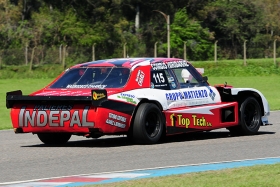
[165,90,208,101]
[136,70,145,86]
[66,84,107,89]
[167,60,189,68]
[18,106,94,127]
[151,62,168,70]
[106,113,126,129]
[37,111,48,127]
[69,111,81,127]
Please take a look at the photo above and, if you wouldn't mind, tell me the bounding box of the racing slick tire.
[37,133,72,145]
[133,103,164,144]
[229,97,261,135]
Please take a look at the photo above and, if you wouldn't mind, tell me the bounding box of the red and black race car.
[6,58,271,144]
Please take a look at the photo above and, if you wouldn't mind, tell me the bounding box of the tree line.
[0,0,280,65]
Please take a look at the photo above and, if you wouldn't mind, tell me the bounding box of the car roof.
[72,57,189,69]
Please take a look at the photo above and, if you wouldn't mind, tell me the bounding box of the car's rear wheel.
[37,133,72,145]
[133,103,164,144]
[229,97,261,135]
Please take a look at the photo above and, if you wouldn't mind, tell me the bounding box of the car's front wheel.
[37,133,72,145]
[229,97,261,135]
[133,103,164,144]
[239,97,262,134]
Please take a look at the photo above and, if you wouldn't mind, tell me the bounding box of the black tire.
[37,133,72,145]
[133,103,164,144]
[229,97,261,135]
[239,97,262,134]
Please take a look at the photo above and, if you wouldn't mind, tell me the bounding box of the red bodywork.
[6,58,245,140]
[8,61,152,135]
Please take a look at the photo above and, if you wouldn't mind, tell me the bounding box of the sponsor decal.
[135,70,145,86]
[150,82,154,89]
[167,60,189,69]
[18,105,94,127]
[34,105,73,111]
[170,113,190,127]
[120,93,135,98]
[66,84,107,89]
[92,91,106,100]
[166,92,184,101]
[206,86,216,101]
[117,93,137,104]
[170,113,212,128]
[168,77,174,82]
[165,90,208,101]
[152,72,165,83]
[192,115,212,127]
[151,62,168,70]
[151,60,189,70]
[151,71,169,89]
[106,113,126,129]
[171,82,176,88]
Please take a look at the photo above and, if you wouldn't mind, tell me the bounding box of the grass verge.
[91,163,280,187]
[0,78,53,129]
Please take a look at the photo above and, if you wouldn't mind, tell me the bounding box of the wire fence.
[0,46,93,66]
[0,41,280,67]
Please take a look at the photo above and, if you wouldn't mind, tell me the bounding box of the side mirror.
[202,76,208,82]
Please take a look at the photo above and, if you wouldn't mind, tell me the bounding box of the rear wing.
[6,90,107,108]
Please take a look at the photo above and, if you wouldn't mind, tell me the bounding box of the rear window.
[50,67,130,89]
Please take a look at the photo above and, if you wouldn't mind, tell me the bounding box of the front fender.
[231,88,270,116]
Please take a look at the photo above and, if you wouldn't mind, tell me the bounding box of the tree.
[204,0,264,59]
[170,8,214,60]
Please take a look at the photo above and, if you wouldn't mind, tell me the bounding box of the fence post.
[0,50,2,69]
[30,46,36,71]
[243,40,247,66]
[92,43,96,61]
[25,43,28,65]
[274,39,277,66]
[214,40,218,63]
[62,45,67,69]
[59,44,63,63]
[154,42,158,57]
[184,41,187,60]
[123,43,127,58]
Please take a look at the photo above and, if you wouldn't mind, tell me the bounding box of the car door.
[164,66,222,133]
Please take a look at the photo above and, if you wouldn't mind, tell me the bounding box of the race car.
[6,58,271,144]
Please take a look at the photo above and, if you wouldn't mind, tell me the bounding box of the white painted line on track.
[2,156,280,186]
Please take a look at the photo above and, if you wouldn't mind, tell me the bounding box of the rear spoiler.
[6,90,107,108]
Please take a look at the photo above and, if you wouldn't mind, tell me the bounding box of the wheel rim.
[244,102,260,129]
[145,112,161,138]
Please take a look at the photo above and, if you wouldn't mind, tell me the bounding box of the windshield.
[50,67,130,89]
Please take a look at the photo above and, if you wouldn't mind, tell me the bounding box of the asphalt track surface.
[1,111,280,184]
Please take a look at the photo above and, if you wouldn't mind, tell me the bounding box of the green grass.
[91,163,280,187]
[208,75,280,110]
[1,76,279,130]
[193,58,280,76]
[0,78,53,129]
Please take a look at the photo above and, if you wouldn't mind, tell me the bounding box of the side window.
[172,68,199,88]
[151,70,178,90]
